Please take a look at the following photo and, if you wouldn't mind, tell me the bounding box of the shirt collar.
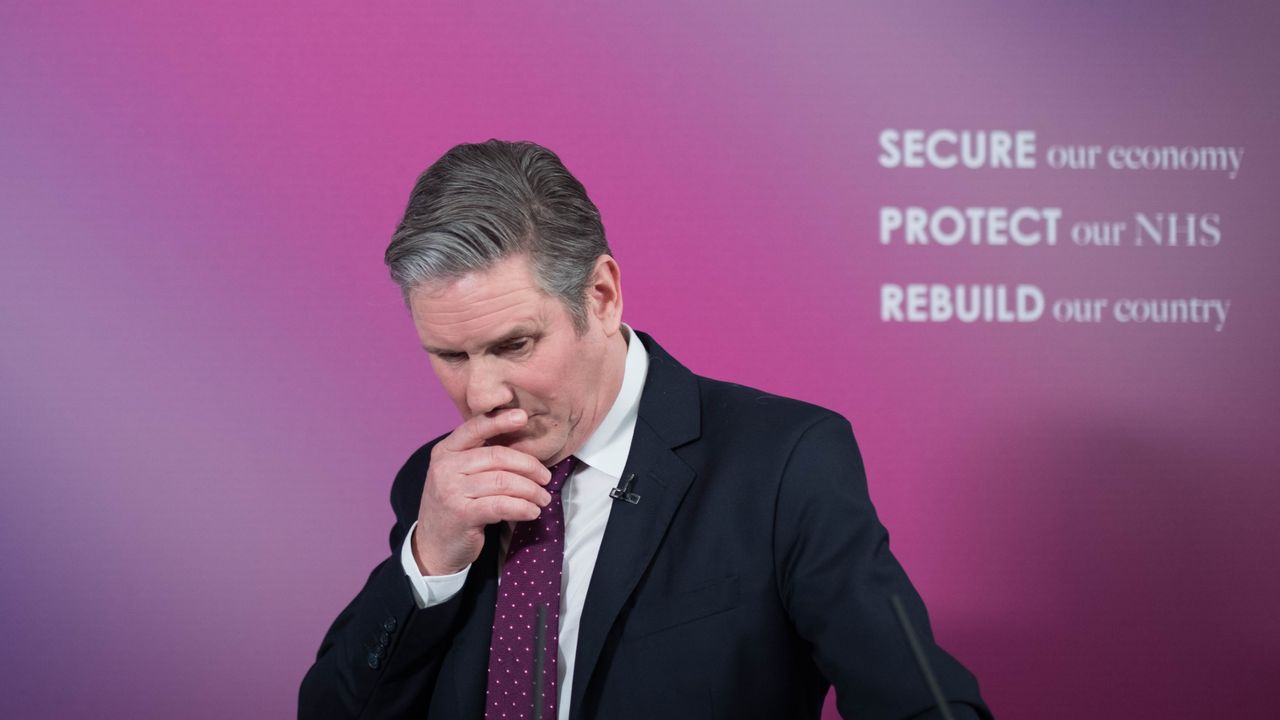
[572,324,648,480]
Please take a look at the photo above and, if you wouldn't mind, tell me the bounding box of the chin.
[522,437,572,465]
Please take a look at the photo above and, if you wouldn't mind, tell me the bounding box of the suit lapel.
[568,332,701,720]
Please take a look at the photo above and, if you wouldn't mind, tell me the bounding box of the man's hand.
[412,409,553,576]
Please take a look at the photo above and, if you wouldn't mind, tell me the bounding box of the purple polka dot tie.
[484,455,577,720]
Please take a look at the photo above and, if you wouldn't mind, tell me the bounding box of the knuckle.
[485,496,506,518]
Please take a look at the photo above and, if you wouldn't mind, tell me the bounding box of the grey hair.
[384,140,611,333]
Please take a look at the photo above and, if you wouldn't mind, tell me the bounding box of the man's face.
[408,254,621,465]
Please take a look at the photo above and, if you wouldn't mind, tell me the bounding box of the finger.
[467,495,542,525]
[439,409,528,451]
[459,445,553,485]
[463,471,553,507]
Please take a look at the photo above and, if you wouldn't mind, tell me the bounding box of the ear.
[586,255,623,335]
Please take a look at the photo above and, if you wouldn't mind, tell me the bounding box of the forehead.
[407,256,554,348]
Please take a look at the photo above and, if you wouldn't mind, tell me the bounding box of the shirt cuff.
[400,520,471,609]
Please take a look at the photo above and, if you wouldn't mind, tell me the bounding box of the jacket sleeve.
[299,443,465,719]
[773,415,993,720]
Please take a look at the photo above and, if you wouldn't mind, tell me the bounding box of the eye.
[496,339,528,355]
[436,351,468,364]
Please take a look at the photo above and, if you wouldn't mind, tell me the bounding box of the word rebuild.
[881,284,1045,323]
[882,287,1231,331]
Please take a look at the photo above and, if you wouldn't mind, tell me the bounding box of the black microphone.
[609,473,641,504]
[533,603,548,720]
[890,594,956,720]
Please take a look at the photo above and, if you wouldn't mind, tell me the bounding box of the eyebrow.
[422,327,538,356]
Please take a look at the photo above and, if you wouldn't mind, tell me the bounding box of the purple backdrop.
[3,2,1278,718]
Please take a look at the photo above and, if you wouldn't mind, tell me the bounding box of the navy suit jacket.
[300,331,990,719]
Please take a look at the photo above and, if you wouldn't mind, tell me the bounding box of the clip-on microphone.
[609,473,641,504]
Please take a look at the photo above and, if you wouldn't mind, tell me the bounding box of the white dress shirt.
[399,325,649,720]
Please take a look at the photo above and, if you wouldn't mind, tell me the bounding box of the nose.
[465,356,515,416]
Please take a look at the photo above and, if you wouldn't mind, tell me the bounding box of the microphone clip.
[609,473,641,505]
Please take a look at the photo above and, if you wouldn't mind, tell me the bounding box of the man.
[299,140,990,719]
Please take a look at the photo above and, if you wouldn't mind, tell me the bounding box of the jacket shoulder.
[693,374,849,441]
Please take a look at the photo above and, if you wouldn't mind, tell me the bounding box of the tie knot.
[546,455,577,494]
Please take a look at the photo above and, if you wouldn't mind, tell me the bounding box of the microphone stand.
[891,594,956,720]
[532,604,548,720]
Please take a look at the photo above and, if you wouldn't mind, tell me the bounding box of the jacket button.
[379,631,391,645]
[367,652,381,670]
[382,616,397,633]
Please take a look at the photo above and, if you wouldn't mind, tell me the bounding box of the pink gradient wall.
[3,2,1277,718]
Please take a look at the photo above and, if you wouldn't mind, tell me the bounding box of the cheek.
[511,366,568,413]
[516,378,559,411]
